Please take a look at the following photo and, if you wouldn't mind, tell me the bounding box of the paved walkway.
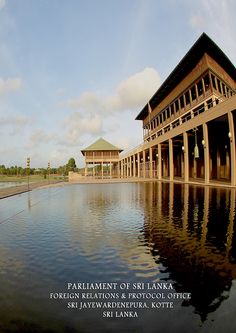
[69,176,235,188]
[0,180,65,199]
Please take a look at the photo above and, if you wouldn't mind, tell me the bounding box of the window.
[185,91,190,105]
[222,83,226,96]
[166,107,170,119]
[207,98,213,109]
[180,95,184,108]
[175,100,179,112]
[197,80,203,96]
[217,79,222,94]
[171,104,175,115]
[163,111,166,122]
[211,74,217,90]
[191,85,197,101]
[203,74,210,91]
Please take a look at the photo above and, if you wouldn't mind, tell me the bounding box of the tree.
[66,158,76,172]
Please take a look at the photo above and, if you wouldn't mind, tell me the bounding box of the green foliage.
[0,159,78,178]
[67,158,76,172]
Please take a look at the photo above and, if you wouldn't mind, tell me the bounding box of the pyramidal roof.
[81,138,123,155]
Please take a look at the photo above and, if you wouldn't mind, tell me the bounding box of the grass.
[0,174,67,182]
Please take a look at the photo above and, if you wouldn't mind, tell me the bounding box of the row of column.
[85,162,113,178]
[119,111,236,186]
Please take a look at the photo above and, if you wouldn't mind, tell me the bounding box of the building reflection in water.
[141,182,236,322]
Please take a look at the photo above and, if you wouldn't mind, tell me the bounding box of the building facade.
[118,33,236,186]
[81,137,122,178]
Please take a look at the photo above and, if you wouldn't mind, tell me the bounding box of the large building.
[119,33,236,186]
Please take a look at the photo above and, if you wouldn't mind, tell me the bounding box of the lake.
[0,181,28,189]
[0,182,235,333]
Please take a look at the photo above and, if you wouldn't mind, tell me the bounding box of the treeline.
[0,158,78,177]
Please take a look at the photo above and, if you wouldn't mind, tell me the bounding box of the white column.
[133,155,136,177]
[143,150,146,178]
[202,123,210,184]
[137,152,140,178]
[169,139,174,181]
[149,147,153,178]
[228,111,236,186]
[183,132,189,182]
[158,144,162,180]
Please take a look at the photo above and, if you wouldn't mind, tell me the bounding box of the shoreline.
[0,180,66,200]
[0,177,235,200]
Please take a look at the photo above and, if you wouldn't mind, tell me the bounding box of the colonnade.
[119,98,236,186]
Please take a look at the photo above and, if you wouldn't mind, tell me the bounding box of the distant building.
[119,33,236,186]
[81,137,123,178]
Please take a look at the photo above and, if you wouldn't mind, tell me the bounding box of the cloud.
[0,0,5,10]
[60,113,103,146]
[0,115,29,128]
[58,68,160,147]
[29,129,55,147]
[189,14,205,29]
[188,0,236,61]
[0,78,22,97]
[61,67,161,115]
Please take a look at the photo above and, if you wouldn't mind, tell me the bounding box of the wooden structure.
[119,33,236,186]
[81,138,122,178]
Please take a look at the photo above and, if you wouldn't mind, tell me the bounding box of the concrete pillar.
[85,163,88,177]
[137,152,140,178]
[101,163,104,179]
[143,150,146,178]
[133,154,136,177]
[130,156,132,177]
[228,111,236,186]
[149,147,153,178]
[183,132,189,182]
[216,148,221,179]
[202,123,210,184]
[110,161,112,178]
[158,143,162,180]
[169,138,174,181]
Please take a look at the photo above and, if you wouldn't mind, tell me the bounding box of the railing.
[120,94,235,160]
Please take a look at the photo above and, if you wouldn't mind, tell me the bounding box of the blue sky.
[0,0,236,168]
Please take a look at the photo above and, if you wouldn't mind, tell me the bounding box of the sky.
[0,0,236,168]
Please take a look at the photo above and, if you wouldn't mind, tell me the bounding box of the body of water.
[0,181,29,189]
[0,182,235,333]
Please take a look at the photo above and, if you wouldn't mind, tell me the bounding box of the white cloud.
[189,0,236,62]
[0,0,5,10]
[0,78,22,96]
[60,113,103,146]
[59,68,160,147]
[61,67,161,115]
[189,14,204,29]
[29,129,55,147]
[0,115,29,127]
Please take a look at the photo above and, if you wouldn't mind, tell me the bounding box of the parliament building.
[118,33,236,186]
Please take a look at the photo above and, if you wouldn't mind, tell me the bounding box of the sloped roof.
[136,32,236,120]
[81,138,123,155]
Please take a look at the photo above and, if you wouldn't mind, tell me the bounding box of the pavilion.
[81,138,123,178]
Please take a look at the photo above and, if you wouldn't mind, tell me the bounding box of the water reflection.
[141,182,236,321]
[0,183,236,332]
